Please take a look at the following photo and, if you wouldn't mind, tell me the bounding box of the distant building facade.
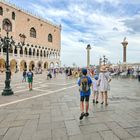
[0,0,61,72]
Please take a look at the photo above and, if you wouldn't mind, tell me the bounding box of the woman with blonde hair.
[98,66,111,106]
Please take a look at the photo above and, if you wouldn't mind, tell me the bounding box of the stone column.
[1,48,3,56]
[86,44,91,68]
[17,48,20,57]
[121,37,128,63]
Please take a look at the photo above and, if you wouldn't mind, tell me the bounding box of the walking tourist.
[22,70,27,82]
[138,70,140,82]
[47,70,52,80]
[65,68,69,79]
[78,68,92,120]
[92,75,99,104]
[27,69,34,90]
[98,66,111,106]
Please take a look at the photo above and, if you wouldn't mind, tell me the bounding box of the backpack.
[79,76,90,92]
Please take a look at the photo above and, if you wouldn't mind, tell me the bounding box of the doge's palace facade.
[0,0,61,72]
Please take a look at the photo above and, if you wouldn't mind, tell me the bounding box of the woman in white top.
[98,66,111,106]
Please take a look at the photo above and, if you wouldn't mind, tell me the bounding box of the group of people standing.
[78,65,111,120]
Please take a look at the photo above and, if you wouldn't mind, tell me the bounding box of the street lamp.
[103,55,108,66]
[99,55,108,66]
[0,23,14,95]
[86,44,91,68]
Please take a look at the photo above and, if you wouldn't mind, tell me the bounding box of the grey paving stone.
[63,111,75,121]
[99,130,120,140]
[2,113,18,122]
[0,128,8,135]
[32,130,51,140]
[52,127,67,140]
[0,136,3,140]
[51,121,65,129]
[51,109,62,117]
[84,132,103,140]
[9,120,27,127]
[39,114,51,123]
[60,104,69,111]
[106,122,133,139]
[65,120,81,136]
[0,121,11,128]
[126,137,140,140]
[69,132,103,140]
[129,120,140,127]
[16,113,40,121]
[80,123,109,134]
[37,122,51,131]
[69,135,84,140]
[116,120,134,129]
[19,119,38,140]
[2,127,23,140]
[0,75,140,140]
[126,127,140,137]
[51,115,64,122]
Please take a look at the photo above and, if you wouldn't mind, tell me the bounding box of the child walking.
[92,75,99,104]
[78,68,92,120]
[27,69,34,90]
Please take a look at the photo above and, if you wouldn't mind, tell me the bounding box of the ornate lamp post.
[0,23,14,95]
[86,44,91,68]
[103,55,108,66]
[99,55,108,66]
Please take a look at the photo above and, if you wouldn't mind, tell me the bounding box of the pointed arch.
[0,7,3,16]
[48,33,53,42]
[12,12,15,20]
[30,27,36,38]
[2,18,12,31]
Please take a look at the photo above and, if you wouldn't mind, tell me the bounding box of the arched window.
[20,47,23,55]
[33,49,35,56]
[37,49,39,56]
[30,27,36,38]
[44,50,46,57]
[47,52,49,58]
[48,34,52,42]
[12,12,15,20]
[0,7,3,16]
[14,46,17,54]
[40,50,42,57]
[2,18,12,31]
[24,47,27,55]
[29,48,32,55]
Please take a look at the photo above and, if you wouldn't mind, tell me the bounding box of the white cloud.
[26,0,140,66]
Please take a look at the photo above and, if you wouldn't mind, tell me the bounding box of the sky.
[5,0,140,66]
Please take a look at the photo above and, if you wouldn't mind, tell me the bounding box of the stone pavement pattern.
[0,73,140,140]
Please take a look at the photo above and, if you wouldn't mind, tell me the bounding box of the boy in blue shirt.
[78,68,92,120]
[27,69,34,90]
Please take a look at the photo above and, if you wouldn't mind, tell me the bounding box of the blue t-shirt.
[27,72,33,79]
[78,76,92,96]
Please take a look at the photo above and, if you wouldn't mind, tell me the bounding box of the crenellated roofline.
[0,0,61,30]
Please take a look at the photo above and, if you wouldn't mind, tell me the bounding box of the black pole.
[2,32,14,96]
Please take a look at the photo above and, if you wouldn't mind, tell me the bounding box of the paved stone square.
[0,73,140,140]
